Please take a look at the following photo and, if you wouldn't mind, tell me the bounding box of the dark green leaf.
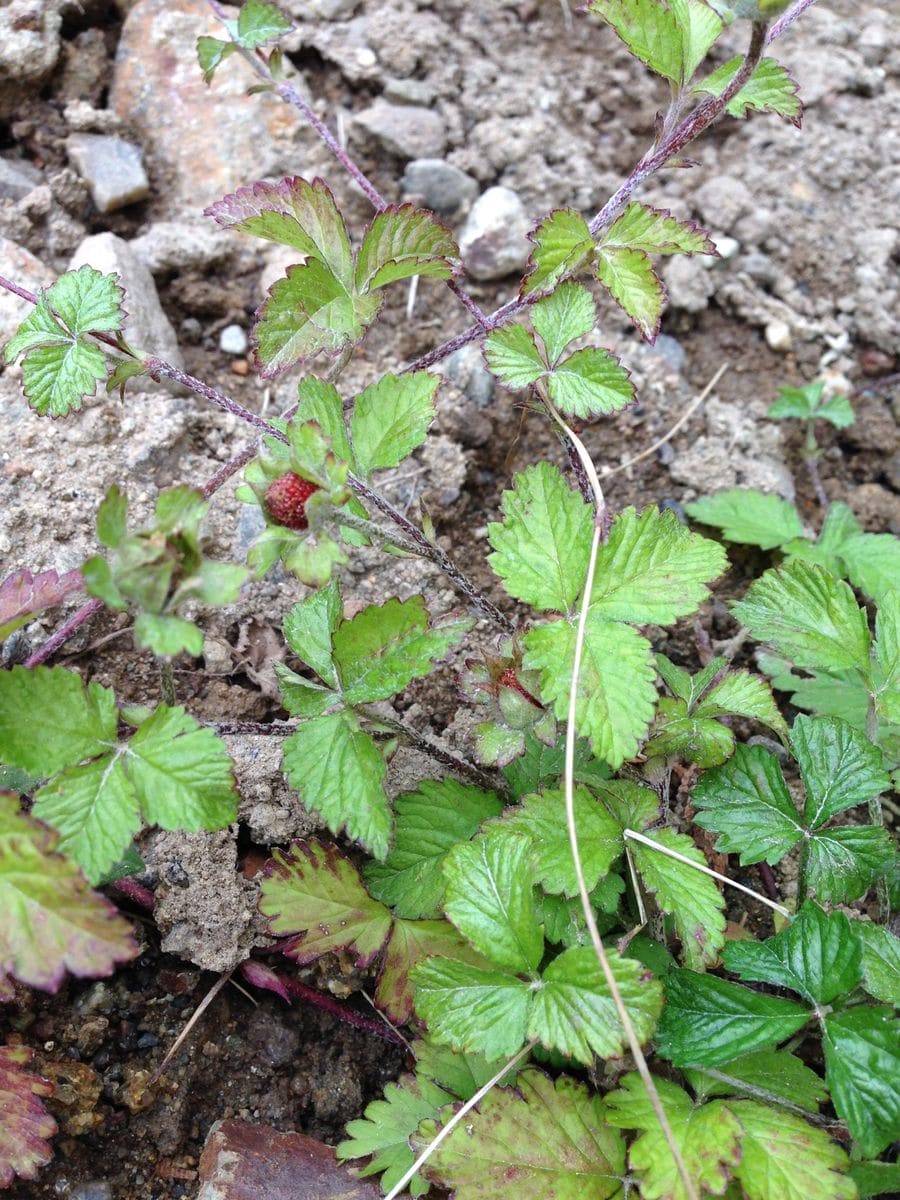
[411,957,532,1060]
[791,715,889,827]
[823,1006,900,1157]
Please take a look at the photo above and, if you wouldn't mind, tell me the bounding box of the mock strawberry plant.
[1,0,898,1196]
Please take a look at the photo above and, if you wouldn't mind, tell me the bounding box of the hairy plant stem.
[213,720,297,736]
[159,660,176,706]
[24,597,104,669]
[333,509,424,557]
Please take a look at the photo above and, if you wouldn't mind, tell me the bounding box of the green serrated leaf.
[521,208,595,295]
[547,347,635,419]
[685,489,805,550]
[768,381,826,421]
[442,830,542,974]
[196,35,236,82]
[133,612,204,658]
[355,205,457,291]
[259,838,392,964]
[364,780,502,919]
[416,1069,625,1199]
[657,970,809,1067]
[591,505,727,625]
[294,377,353,464]
[733,561,871,675]
[587,0,682,83]
[19,336,109,419]
[378,918,492,1025]
[0,666,118,778]
[669,0,723,80]
[524,614,657,769]
[840,532,900,606]
[630,828,726,970]
[96,485,129,549]
[282,712,390,858]
[411,957,532,1060]
[694,669,789,741]
[729,1099,855,1200]
[350,371,438,475]
[805,825,896,905]
[596,246,664,341]
[483,323,546,388]
[695,55,802,125]
[531,281,596,366]
[603,202,715,256]
[723,902,863,1006]
[689,1048,828,1112]
[874,593,900,726]
[605,1073,741,1200]
[792,714,889,827]
[856,922,900,1006]
[487,462,593,614]
[236,0,291,49]
[823,1006,900,1158]
[531,946,662,1063]
[282,580,342,689]
[413,1037,520,1100]
[644,699,735,767]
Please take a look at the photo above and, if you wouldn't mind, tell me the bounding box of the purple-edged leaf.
[376,918,493,1024]
[596,246,665,341]
[602,202,716,257]
[0,567,84,641]
[253,260,381,376]
[355,205,458,292]
[0,1044,57,1189]
[0,794,136,995]
[521,208,595,296]
[547,347,635,419]
[205,176,353,284]
[695,55,802,126]
[587,0,682,83]
[259,839,392,966]
[483,324,546,389]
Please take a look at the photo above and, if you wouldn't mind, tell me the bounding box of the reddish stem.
[24,598,104,668]
[109,877,156,910]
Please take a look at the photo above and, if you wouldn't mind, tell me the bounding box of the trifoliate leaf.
[723,902,862,1007]
[547,347,635,419]
[413,1038,520,1099]
[630,828,726,970]
[354,205,457,291]
[377,918,492,1024]
[0,1043,57,1188]
[691,743,802,865]
[442,830,542,974]
[656,970,809,1067]
[729,1100,855,1200]
[282,580,342,690]
[804,825,896,905]
[521,208,595,295]
[0,567,84,642]
[0,666,117,778]
[669,0,723,80]
[590,506,727,625]
[490,786,622,897]
[840,531,900,606]
[259,838,392,965]
[294,377,353,464]
[856,922,900,1006]
[487,462,593,613]
[350,371,438,475]
[364,779,502,919]
[685,489,805,550]
[604,1073,741,1200]
[596,246,664,340]
[694,669,789,741]
[411,957,532,1060]
[644,699,735,767]
[205,176,353,280]
[282,712,390,858]
[695,55,802,125]
[792,715,889,827]
[688,1048,828,1112]
[337,1073,449,1198]
[530,281,596,365]
[254,258,381,376]
[822,1006,900,1158]
[768,380,854,428]
[732,561,871,674]
[483,323,546,388]
[5,267,125,417]
[523,613,657,768]
[236,0,291,48]
[587,0,682,83]
[0,795,136,994]
[603,202,715,257]
[332,595,472,705]
[530,946,662,1063]
[417,1069,626,1200]
[196,35,236,83]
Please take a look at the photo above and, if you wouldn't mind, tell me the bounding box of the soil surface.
[1,0,898,1196]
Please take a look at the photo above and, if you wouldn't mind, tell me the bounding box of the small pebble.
[229,358,250,376]
[219,324,248,355]
[66,133,149,214]
[764,319,792,353]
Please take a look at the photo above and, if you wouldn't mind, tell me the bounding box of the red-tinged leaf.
[238,959,292,1004]
[602,202,716,256]
[259,839,393,967]
[0,567,84,641]
[521,208,595,296]
[355,205,458,292]
[375,918,493,1025]
[204,176,354,285]
[595,246,665,341]
[0,1044,57,1189]
[0,795,136,995]
[695,55,803,127]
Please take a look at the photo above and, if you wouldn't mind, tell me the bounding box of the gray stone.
[663,256,715,314]
[0,1,61,117]
[443,342,495,409]
[219,324,249,355]
[0,237,55,350]
[307,0,358,16]
[400,158,478,218]
[692,175,753,230]
[0,158,42,203]
[66,134,150,214]
[226,734,322,845]
[130,220,234,274]
[458,186,530,282]
[354,99,447,160]
[69,233,182,368]
[384,77,436,106]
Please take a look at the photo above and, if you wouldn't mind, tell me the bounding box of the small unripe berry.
[264,472,320,531]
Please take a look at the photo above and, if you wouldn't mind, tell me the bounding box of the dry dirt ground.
[0,0,898,1195]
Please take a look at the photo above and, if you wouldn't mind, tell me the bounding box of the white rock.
[219,324,248,355]
[765,319,793,352]
[458,186,530,282]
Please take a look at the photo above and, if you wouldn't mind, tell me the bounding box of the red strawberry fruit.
[264,473,320,531]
